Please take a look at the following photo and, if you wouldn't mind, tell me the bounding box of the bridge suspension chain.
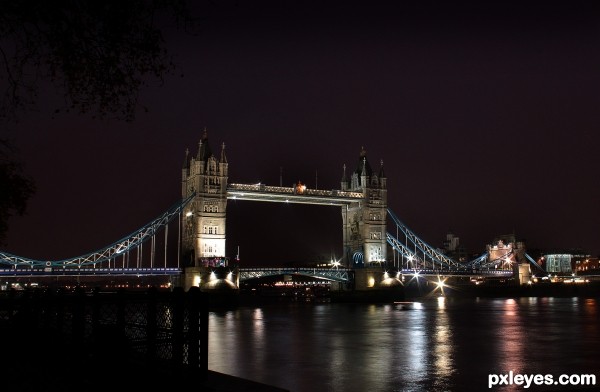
[474,249,514,269]
[0,193,195,269]
[386,208,460,268]
[385,233,423,267]
[525,253,547,275]
[464,253,489,268]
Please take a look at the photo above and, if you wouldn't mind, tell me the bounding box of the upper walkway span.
[227,183,363,206]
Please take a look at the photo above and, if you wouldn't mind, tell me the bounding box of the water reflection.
[433,297,454,387]
[207,297,600,392]
[498,298,525,375]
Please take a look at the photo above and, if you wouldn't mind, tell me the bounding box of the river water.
[207,296,599,392]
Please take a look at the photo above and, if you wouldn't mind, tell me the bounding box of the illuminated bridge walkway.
[0,185,544,280]
[227,183,364,206]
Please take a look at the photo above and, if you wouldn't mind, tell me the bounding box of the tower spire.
[197,127,213,162]
[197,138,203,160]
[183,148,189,169]
[220,142,227,163]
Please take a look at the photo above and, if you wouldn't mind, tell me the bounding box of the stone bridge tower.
[180,129,238,292]
[340,147,388,269]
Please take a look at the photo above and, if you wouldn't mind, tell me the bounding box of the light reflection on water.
[498,298,525,376]
[207,297,599,392]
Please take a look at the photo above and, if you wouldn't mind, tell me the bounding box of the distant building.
[444,232,460,252]
[542,250,595,275]
[544,254,573,274]
[441,232,469,262]
[487,234,527,265]
[573,255,598,273]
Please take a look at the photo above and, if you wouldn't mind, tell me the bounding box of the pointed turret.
[183,148,190,170]
[197,127,213,163]
[220,142,227,163]
[182,148,190,198]
[341,163,348,190]
[378,159,385,179]
[355,146,373,178]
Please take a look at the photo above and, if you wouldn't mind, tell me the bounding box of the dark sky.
[3,1,600,265]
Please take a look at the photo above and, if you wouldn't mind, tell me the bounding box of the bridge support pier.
[330,266,403,302]
[354,267,385,290]
[353,267,401,290]
[518,263,531,285]
[182,265,240,293]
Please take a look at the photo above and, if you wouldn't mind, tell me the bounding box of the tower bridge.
[0,130,543,292]
[179,130,392,290]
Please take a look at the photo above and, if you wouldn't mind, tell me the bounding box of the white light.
[185,211,193,217]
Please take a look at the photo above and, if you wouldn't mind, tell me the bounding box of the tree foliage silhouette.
[0,140,35,244]
[0,0,195,121]
[0,0,196,243]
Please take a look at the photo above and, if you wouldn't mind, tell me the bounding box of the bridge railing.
[0,286,209,379]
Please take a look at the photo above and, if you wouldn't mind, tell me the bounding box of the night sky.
[3,1,600,266]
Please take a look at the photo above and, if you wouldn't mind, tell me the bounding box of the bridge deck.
[0,267,515,278]
[0,267,182,276]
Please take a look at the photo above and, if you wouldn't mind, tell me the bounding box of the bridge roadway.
[0,267,182,276]
[0,267,514,280]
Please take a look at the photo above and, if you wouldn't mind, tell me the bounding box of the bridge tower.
[180,129,239,292]
[340,147,388,269]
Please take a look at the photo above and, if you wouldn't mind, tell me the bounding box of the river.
[207,296,599,392]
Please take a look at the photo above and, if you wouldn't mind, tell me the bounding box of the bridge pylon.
[340,147,388,272]
[181,129,239,292]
